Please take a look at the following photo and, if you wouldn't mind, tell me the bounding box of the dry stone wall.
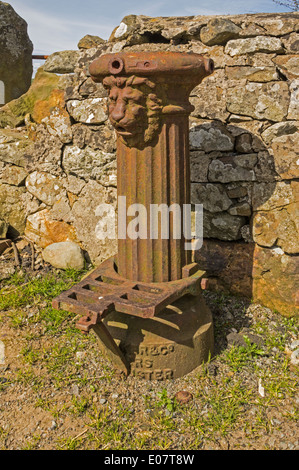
[0,12,298,316]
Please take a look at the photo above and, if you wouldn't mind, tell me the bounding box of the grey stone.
[0,183,26,236]
[290,349,299,366]
[288,80,299,121]
[0,2,33,103]
[226,185,248,199]
[44,50,81,74]
[203,211,246,240]
[282,32,299,54]
[254,151,278,182]
[71,180,117,263]
[290,340,299,351]
[0,129,34,168]
[77,35,106,49]
[191,183,232,213]
[234,154,258,169]
[25,171,64,206]
[42,241,85,270]
[208,158,256,183]
[41,111,73,144]
[272,55,299,80]
[226,81,290,122]
[1,166,28,186]
[190,69,230,121]
[261,121,299,146]
[225,65,279,82]
[67,98,108,124]
[225,36,284,56]
[200,18,241,46]
[227,328,264,348]
[228,202,251,216]
[62,145,116,186]
[190,152,210,182]
[235,134,253,153]
[190,123,234,152]
[240,224,253,243]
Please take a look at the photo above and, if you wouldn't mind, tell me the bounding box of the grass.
[0,267,298,450]
[222,335,266,372]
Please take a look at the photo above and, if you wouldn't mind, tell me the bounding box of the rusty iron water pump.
[53,51,215,379]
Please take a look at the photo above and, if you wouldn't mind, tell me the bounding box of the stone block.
[227,81,290,122]
[0,183,26,237]
[67,98,108,124]
[270,133,299,179]
[272,55,299,80]
[190,151,211,182]
[1,166,28,186]
[25,171,64,206]
[253,245,299,317]
[203,211,246,240]
[42,241,85,270]
[208,156,256,183]
[189,121,234,152]
[252,181,299,254]
[288,80,299,120]
[191,183,232,212]
[0,68,61,128]
[78,35,106,49]
[261,121,298,146]
[190,69,230,121]
[0,221,8,239]
[0,128,34,167]
[25,209,77,248]
[0,2,33,104]
[281,32,299,54]
[71,180,117,263]
[225,36,283,56]
[200,18,241,46]
[228,202,251,216]
[44,50,81,74]
[62,145,116,186]
[225,66,279,82]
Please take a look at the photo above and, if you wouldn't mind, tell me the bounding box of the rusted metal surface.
[52,256,206,334]
[90,51,214,283]
[52,52,214,376]
[32,55,49,60]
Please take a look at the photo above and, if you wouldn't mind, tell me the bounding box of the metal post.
[53,51,215,379]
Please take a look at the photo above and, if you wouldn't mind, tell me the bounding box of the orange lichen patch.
[25,209,78,249]
[32,89,67,124]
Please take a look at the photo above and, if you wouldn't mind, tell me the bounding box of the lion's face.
[108,85,147,138]
[103,75,162,146]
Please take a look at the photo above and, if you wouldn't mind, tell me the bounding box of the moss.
[0,68,61,128]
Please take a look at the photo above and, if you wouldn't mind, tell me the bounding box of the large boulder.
[0,2,33,104]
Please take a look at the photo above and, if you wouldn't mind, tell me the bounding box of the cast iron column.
[89,52,214,283]
[52,51,215,379]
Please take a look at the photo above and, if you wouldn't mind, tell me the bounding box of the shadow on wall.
[190,120,298,317]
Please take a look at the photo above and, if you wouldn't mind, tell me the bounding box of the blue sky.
[7,0,291,54]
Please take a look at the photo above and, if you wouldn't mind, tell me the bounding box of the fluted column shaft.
[117,113,191,282]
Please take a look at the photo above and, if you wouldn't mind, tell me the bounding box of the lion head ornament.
[103,75,163,147]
